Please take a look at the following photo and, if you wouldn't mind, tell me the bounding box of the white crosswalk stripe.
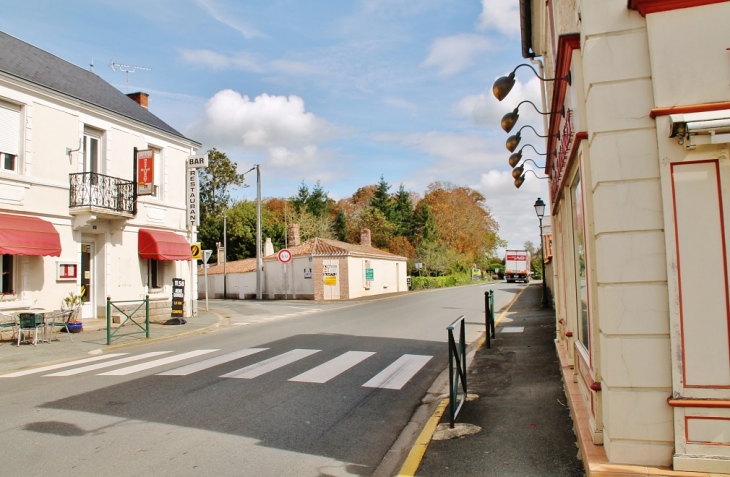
[158,348,269,376]
[1,348,435,391]
[289,351,375,383]
[362,354,433,390]
[98,349,219,376]
[220,349,321,379]
[45,352,172,377]
[0,353,129,378]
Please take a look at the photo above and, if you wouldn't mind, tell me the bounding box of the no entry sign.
[277,248,292,263]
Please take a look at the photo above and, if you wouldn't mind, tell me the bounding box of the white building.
[0,31,199,322]
[508,1,730,474]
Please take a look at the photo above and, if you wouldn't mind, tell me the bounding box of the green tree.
[334,209,347,241]
[197,149,245,258]
[412,202,438,244]
[392,184,414,238]
[370,175,393,221]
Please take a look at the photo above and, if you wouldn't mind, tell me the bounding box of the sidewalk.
[405,284,585,477]
[0,309,222,375]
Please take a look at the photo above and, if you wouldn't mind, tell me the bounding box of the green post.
[106,296,111,345]
[145,295,150,338]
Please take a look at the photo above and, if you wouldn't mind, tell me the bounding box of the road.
[0,281,526,477]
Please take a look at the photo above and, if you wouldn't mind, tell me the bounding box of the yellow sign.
[324,275,337,286]
[191,243,202,260]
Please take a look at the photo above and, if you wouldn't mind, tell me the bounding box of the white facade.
[0,32,199,320]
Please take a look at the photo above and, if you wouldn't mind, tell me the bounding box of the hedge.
[410,273,476,290]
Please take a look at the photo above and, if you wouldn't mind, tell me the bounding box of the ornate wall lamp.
[514,169,548,189]
[508,145,551,168]
[501,100,565,133]
[492,64,571,102]
[511,159,546,179]
[506,125,558,152]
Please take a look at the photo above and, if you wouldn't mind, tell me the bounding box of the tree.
[347,208,396,249]
[412,202,438,245]
[291,180,331,218]
[370,175,393,221]
[197,148,245,258]
[392,184,414,238]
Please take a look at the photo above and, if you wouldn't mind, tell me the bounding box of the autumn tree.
[421,181,501,262]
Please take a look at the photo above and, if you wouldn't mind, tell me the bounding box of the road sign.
[277,248,292,263]
[365,268,374,281]
[191,243,202,260]
[203,250,212,264]
[187,153,208,168]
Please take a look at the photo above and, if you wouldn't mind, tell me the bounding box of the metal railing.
[106,295,149,345]
[447,315,467,428]
[69,172,135,214]
[485,290,495,348]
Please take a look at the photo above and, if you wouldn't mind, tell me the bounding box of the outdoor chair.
[17,312,43,346]
[0,312,17,344]
[46,309,75,343]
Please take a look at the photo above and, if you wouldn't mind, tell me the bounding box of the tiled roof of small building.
[198,257,257,276]
[264,238,405,261]
[0,31,198,144]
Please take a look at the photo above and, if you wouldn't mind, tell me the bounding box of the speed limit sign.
[277,248,292,263]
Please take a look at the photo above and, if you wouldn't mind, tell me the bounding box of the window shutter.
[0,101,20,156]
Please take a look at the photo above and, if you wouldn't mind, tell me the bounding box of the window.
[150,146,163,198]
[1,254,13,295]
[83,127,102,176]
[0,100,20,173]
[148,259,161,289]
[571,171,589,352]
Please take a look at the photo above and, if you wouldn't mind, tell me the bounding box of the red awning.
[138,229,192,261]
[0,213,62,256]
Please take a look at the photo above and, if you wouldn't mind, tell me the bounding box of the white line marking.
[158,348,269,376]
[501,326,525,333]
[98,349,219,376]
[289,351,375,383]
[0,353,128,378]
[45,352,171,377]
[221,349,320,379]
[362,354,432,390]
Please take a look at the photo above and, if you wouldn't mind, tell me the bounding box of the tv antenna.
[109,57,152,92]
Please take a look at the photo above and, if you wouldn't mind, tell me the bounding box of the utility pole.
[256,164,262,300]
[223,214,227,299]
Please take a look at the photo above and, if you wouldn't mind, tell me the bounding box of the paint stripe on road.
[158,348,269,376]
[362,354,432,390]
[46,352,171,377]
[98,350,219,376]
[221,349,320,379]
[0,353,129,378]
[289,351,375,383]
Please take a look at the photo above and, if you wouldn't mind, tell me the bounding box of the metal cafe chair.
[45,309,75,343]
[17,312,43,346]
[0,312,17,344]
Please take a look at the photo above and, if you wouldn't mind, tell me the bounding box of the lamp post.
[534,197,549,308]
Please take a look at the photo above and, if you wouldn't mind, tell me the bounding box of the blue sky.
[2,0,550,251]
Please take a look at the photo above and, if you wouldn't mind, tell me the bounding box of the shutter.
[0,101,20,156]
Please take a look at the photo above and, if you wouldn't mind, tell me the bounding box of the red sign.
[506,255,527,261]
[137,149,155,196]
[550,109,574,201]
[277,249,292,263]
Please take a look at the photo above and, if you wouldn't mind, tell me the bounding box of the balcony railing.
[69,172,135,215]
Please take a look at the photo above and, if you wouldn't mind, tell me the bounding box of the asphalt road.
[0,281,526,477]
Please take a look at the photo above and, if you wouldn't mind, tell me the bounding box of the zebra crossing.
[0,347,434,390]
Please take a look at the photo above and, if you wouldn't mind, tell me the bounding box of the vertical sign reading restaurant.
[187,154,208,228]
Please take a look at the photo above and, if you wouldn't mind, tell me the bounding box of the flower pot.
[65,322,83,333]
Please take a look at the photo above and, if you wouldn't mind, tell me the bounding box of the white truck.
[504,250,531,283]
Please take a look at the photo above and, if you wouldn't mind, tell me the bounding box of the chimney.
[360,229,371,247]
[264,237,274,257]
[288,224,301,247]
[127,92,149,109]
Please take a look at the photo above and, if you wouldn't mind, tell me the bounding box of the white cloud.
[477,0,520,36]
[195,0,262,39]
[187,90,332,149]
[383,96,418,116]
[423,34,494,76]
[178,49,264,72]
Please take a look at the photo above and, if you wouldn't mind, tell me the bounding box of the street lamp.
[534,197,549,308]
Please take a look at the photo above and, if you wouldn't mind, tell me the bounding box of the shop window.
[150,146,163,198]
[571,172,589,352]
[0,100,20,173]
[1,254,13,295]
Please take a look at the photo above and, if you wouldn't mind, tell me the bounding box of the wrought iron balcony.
[69,172,135,216]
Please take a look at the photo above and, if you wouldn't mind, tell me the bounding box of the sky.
[1,0,551,253]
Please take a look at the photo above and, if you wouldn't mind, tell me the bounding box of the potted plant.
[61,288,85,333]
